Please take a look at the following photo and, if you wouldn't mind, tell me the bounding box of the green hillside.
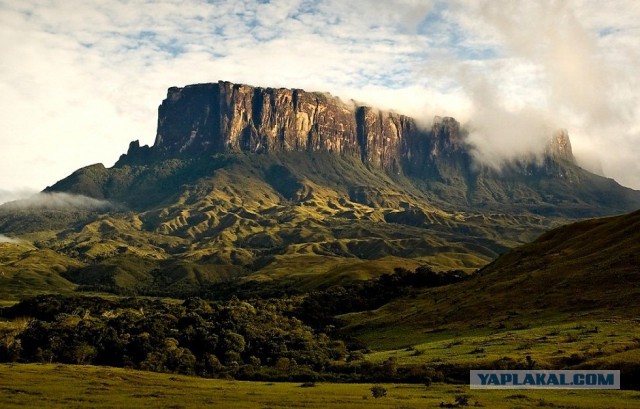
[339,210,640,385]
[345,210,640,342]
[0,242,80,300]
[2,152,568,298]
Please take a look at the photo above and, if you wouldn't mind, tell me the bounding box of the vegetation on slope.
[335,210,640,387]
[0,242,80,300]
[2,152,560,298]
[343,210,640,346]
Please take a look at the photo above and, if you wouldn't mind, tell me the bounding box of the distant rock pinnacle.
[546,129,575,163]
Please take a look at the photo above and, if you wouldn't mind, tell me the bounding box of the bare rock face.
[140,81,573,175]
[44,80,640,223]
[149,81,457,174]
[154,82,360,156]
[429,116,462,156]
[546,129,575,163]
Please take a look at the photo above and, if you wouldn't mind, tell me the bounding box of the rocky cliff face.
[124,81,575,177]
[132,81,461,174]
[546,129,575,163]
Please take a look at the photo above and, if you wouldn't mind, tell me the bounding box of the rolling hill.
[342,209,640,349]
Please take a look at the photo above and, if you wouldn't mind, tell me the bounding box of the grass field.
[0,364,639,408]
[365,319,640,370]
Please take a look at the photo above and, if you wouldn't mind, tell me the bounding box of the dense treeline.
[72,264,467,305]
[0,294,456,383]
[296,267,467,328]
[0,295,343,380]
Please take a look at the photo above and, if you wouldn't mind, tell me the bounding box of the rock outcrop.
[545,129,575,163]
[124,80,574,177]
[41,80,640,225]
[128,81,462,174]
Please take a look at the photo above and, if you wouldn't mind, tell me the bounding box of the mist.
[0,188,38,206]
[425,0,640,182]
[0,192,113,211]
[0,234,21,244]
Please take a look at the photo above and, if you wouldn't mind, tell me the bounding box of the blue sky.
[1,0,640,202]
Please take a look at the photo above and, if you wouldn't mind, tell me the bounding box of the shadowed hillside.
[344,209,640,347]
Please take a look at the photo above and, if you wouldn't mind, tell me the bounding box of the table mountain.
[1,81,639,298]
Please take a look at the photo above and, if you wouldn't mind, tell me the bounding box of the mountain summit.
[112,81,638,215]
[123,81,459,174]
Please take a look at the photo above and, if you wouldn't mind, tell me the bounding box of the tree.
[382,357,398,377]
[424,376,432,389]
[274,357,291,372]
[72,343,97,365]
[222,332,245,354]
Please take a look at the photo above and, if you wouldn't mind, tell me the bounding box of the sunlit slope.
[0,242,80,300]
[1,152,561,296]
[4,149,639,297]
[344,210,640,348]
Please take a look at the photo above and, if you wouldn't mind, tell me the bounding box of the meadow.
[1,363,639,408]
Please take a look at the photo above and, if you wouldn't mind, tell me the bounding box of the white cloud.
[0,188,38,205]
[0,0,639,192]
[0,234,21,244]
[440,0,640,180]
[0,192,112,210]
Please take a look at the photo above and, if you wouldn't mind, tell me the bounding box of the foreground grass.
[0,364,639,408]
[366,319,640,370]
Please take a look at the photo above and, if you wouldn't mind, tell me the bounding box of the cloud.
[0,234,21,244]
[0,0,639,191]
[0,192,112,211]
[437,0,640,181]
[0,188,38,206]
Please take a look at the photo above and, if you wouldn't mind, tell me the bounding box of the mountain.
[56,81,640,216]
[1,80,639,298]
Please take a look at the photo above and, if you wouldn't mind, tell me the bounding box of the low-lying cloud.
[436,0,640,182]
[1,192,113,211]
[0,188,38,206]
[0,234,21,244]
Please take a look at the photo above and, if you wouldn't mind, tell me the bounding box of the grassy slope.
[0,242,81,301]
[339,210,640,379]
[344,210,640,344]
[2,153,560,297]
[0,364,638,409]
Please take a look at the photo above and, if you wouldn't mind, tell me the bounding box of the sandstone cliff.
[126,81,463,174]
[40,80,640,223]
[546,129,575,162]
[121,80,583,180]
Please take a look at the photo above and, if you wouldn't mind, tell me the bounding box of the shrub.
[370,385,387,398]
[424,376,432,389]
[455,394,469,406]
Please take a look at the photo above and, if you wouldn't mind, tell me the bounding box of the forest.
[0,267,468,383]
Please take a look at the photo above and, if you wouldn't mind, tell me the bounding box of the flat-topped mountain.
[1,80,639,298]
[57,80,639,216]
[135,81,427,172]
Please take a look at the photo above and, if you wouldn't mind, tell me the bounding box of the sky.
[1,0,640,204]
